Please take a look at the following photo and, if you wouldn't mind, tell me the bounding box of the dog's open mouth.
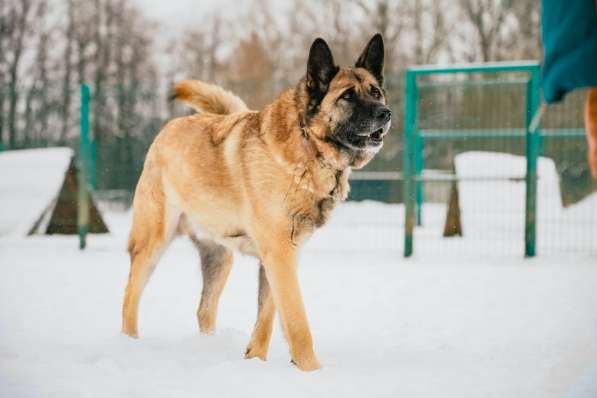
[369,128,384,142]
[329,124,389,153]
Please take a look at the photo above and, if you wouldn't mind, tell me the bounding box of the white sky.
[132,0,251,34]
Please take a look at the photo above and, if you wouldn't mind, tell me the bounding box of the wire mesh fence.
[413,69,531,257]
[539,90,595,254]
[404,64,596,257]
[0,81,173,193]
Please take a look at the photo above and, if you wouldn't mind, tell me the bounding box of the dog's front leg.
[255,230,320,371]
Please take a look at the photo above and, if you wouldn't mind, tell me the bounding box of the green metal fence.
[402,61,595,258]
[2,71,594,255]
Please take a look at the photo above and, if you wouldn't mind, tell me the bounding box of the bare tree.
[0,0,9,146]
[73,0,94,85]
[24,0,52,144]
[5,0,34,148]
[408,0,453,65]
[59,0,75,143]
[459,0,513,62]
[351,0,403,71]
[507,1,541,60]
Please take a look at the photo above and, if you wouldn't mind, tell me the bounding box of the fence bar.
[524,67,541,257]
[78,84,91,250]
[418,128,585,141]
[415,134,424,226]
[403,71,417,257]
[420,128,527,140]
[415,175,527,182]
[350,171,402,180]
[541,128,585,138]
[417,77,529,89]
[407,61,539,75]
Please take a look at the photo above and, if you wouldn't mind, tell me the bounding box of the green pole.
[403,71,417,257]
[78,84,91,250]
[90,139,97,190]
[524,68,541,257]
[415,134,424,226]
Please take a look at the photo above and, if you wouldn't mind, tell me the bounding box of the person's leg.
[585,87,597,181]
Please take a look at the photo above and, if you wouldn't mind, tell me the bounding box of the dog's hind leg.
[122,176,180,338]
[245,263,276,360]
[193,239,233,334]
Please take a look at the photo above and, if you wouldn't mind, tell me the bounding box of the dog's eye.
[341,89,355,101]
[370,86,382,99]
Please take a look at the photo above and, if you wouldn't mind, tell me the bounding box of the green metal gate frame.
[402,62,543,258]
[77,83,95,249]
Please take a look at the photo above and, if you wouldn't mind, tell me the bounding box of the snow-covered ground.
[1,202,596,398]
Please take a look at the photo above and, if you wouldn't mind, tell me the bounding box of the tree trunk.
[60,0,75,144]
[7,0,32,149]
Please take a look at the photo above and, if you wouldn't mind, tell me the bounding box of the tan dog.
[121,34,391,371]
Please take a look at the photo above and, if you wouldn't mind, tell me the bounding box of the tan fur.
[245,265,275,360]
[122,65,386,371]
[172,80,249,115]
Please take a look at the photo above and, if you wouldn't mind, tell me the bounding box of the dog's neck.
[256,88,354,198]
[259,88,347,170]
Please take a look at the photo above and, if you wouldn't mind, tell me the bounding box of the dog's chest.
[287,166,350,244]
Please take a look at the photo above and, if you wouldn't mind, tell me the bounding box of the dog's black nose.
[376,108,392,122]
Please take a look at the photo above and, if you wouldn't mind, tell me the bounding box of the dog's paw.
[121,329,139,339]
[199,328,215,336]
[244,345,268,361]
[291,354,321,371]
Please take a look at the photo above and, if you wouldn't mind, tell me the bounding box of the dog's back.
[128,82,260,257]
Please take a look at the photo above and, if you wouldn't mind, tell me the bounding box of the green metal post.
[415,134,424,226]
[524,68,541,257]
[78,84,91,250]
[90,139,97,189]
[403,71,417,257]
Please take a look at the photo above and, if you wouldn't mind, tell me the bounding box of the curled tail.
[171,80,249,115]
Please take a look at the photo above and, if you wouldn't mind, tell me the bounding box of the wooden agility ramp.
[0,147,108,237]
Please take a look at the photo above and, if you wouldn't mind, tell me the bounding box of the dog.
[121,34,391,371]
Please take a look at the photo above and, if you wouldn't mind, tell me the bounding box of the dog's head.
[299,34,391,168]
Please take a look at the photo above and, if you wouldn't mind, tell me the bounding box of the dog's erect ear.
[306,38,338,108]
[355,33,384,85]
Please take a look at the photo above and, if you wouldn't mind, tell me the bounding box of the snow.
[0,148,73,237]
[455,151,562,220]
[444,151,597,254]
[1,201,596,398]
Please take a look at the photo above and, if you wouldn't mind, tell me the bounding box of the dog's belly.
[219,234,258,257]
[184,215,258,257]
